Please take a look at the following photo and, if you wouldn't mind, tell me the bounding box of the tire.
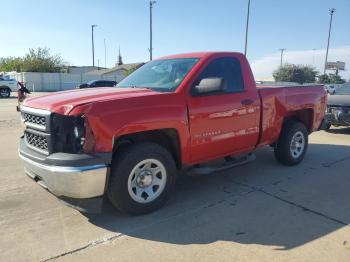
[107,142,176,215]
[274,121,308,166]
[325,123,331,131]
[0,87,11,98]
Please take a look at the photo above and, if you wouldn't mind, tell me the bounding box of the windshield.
[117,58,199,92]
[336,86,350,95]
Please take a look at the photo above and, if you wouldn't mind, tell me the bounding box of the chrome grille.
[23,113,46,128]
[25,131,48,153]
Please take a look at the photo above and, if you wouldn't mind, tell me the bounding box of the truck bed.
[256,85,326,147]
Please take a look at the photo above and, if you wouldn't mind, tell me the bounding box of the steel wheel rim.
[290,131,305,159]
[127,159,167,204]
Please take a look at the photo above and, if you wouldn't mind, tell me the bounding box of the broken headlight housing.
[52,114,95,154]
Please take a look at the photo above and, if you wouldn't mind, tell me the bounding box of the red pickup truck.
[19,52,326,215]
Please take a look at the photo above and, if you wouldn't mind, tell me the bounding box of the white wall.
[7,72,126,92]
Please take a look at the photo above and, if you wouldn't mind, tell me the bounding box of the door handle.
[241,99,254,105]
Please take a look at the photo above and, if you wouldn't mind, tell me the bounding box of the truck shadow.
[84,143,350,250]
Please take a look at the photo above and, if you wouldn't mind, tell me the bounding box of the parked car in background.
[0,76,17,98]
[325,85,336,95]
[77,80,117,89]
[325,86,350,130]
[18,52,326,215]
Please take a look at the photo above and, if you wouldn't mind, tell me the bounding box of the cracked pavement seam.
[223,176,349,227]
[42,233,125,262]
[41,187,242,261]
[322,155,350,168]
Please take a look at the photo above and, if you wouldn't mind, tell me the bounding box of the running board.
[186,152,256,176]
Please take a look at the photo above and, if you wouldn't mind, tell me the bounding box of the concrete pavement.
[0,95,349,261]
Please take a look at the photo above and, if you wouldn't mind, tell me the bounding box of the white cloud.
[251,46,350,81]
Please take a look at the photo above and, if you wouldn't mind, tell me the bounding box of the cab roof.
[157,51,244,60]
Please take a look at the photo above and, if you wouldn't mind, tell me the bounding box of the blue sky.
[1,0,349,79]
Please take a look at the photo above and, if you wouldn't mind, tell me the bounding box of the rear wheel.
[107,142,176,215]
[0,87,11,98]
[274,121,308,166]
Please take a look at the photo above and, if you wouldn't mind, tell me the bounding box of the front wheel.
[107,142,176,215]
[274,121,308,166]
[0,88,11,98]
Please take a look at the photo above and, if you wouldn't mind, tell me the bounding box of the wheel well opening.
[284,109,314,133]
[113,129,182,169]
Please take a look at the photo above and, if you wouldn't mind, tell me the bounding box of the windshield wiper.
[130,85,152,90]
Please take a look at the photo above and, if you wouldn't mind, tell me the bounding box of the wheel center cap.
[136,171,153,187]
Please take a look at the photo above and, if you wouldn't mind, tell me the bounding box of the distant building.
[68,66,106,74]
[86,63,144,82]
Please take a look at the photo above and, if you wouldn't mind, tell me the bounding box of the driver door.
[187,57,260,163]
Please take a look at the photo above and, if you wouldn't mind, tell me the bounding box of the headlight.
[73,125,84,138]
[52,114,95,154]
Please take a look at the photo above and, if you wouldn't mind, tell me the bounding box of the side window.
[94,81,103,86]
[193,57,244,94]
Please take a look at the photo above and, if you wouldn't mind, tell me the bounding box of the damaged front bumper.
[19,138,111,212]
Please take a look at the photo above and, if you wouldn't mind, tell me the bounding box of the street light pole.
[244,0,251,56]
[324,8,336,74]
[104,38,107,68]
[279,48,286,67]
[91,24,97,67]
[149,1,156,61]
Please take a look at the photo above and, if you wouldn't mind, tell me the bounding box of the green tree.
[0,48,68,73]
[317,73,346,84]
[0,57,24,72]
[273,64,318,84]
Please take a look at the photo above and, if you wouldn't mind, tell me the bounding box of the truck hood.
[328,95,350,106]
[23,87,157,114]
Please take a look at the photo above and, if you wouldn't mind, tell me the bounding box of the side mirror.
[194,77,224,94]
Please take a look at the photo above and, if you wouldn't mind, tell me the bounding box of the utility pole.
[104,38,107,68]
[91,24,97,67]
[312,48,316,67]
[324,8,336,74]
[279,48,286,67]
[244,0,251,56]
[149,1,156,61]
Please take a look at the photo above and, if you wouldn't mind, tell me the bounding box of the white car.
[325,85,336,95]
[0,76,17,98]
